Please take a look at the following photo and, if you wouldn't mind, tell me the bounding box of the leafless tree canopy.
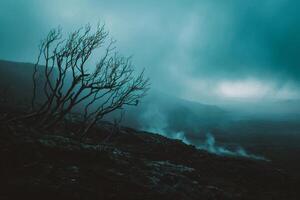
[31,24,149,135]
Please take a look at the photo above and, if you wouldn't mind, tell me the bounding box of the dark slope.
[1,59,299,199]
[0,119,298,200]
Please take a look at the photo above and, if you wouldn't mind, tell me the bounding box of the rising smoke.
[145,125,268,161]
[139,96,269,161]
[198,133,269,161]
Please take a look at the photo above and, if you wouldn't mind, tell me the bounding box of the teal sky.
[0,0,299,102]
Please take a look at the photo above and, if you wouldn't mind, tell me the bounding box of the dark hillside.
[0,117,298,200]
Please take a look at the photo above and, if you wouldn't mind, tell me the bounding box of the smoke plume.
[198,133,269,161]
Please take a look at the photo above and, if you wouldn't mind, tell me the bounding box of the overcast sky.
[0,0,299,103]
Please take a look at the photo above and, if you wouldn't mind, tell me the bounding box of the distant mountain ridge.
[122,90,228,133]
[0,60,36,101]
[0,59,228,134]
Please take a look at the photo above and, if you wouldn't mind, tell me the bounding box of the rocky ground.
[0,118,299,200]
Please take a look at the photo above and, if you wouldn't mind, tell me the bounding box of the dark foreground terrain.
[0,115,299,200]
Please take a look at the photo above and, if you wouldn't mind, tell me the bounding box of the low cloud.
[0,0,299,102]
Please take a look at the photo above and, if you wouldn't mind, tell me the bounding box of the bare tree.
[31,24,149,135]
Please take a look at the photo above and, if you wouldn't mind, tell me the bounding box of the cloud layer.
[0,0,299,102]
